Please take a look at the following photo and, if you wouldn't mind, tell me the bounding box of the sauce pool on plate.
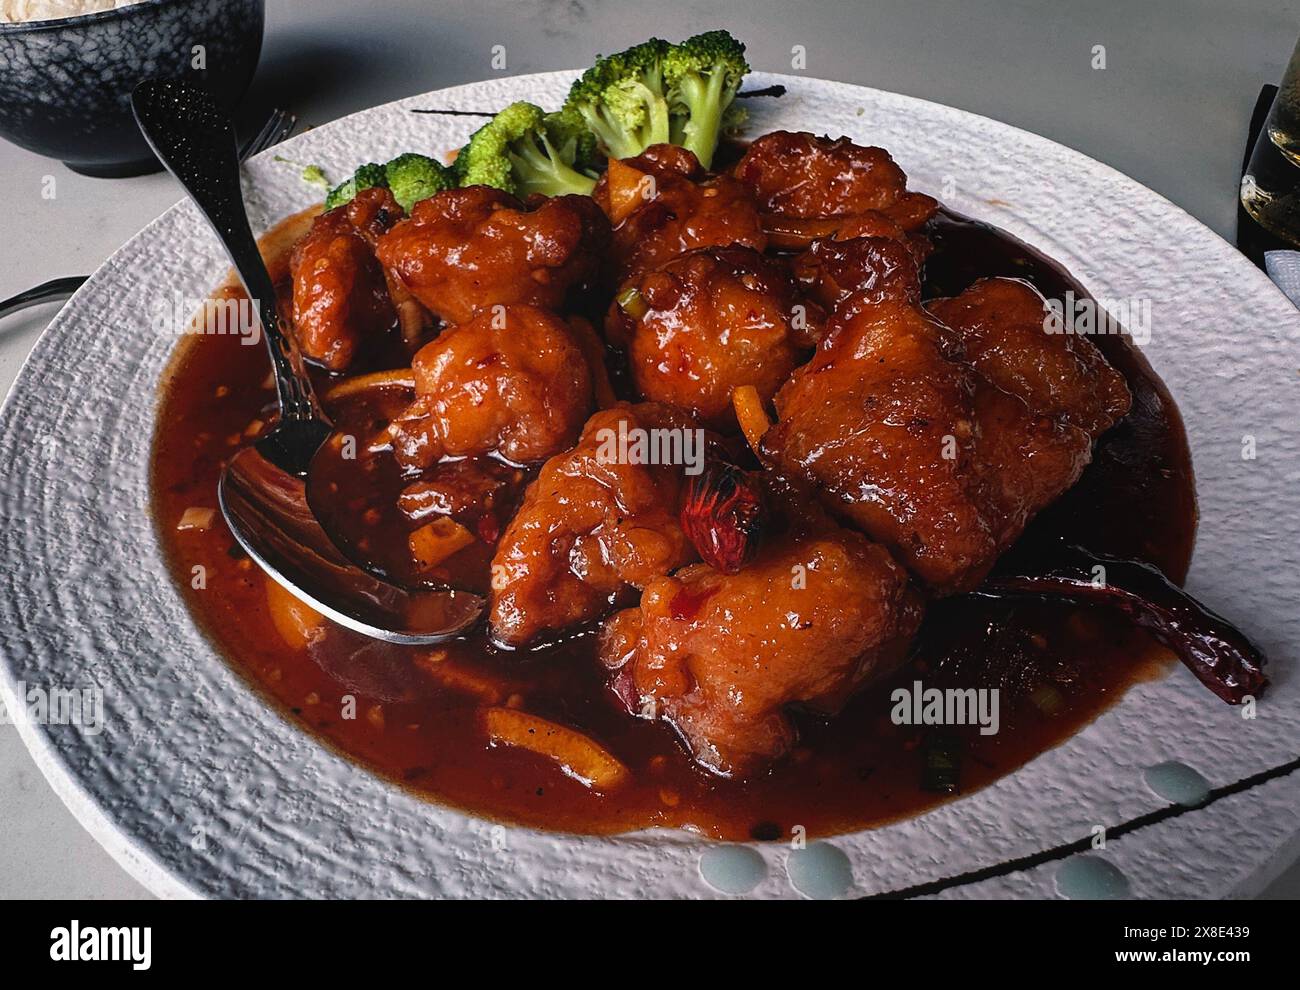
[150,206,1195,841]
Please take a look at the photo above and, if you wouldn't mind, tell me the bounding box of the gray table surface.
[1,0,1297,900]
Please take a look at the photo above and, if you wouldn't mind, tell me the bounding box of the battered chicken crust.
[927,277,1132,436]
[375,185,610,327]
[606,246,811,430]
[488,402,701,648]
[792,232,923,315]
[389,304,594,470]
[593,144,767,282]
[763,290,1124,594]
[601,482,922,777]
[735,130,939,229]
[289,193,397,370]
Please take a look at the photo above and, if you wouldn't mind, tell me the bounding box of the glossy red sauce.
[150,204,1196,841]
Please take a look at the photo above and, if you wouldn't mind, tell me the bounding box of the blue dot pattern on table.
[1144,760,1211,807]
[698,846,767,895]
[787,842,853,899]
[1056,855,1131,899]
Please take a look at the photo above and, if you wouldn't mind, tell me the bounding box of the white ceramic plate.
[1,71,1297,899]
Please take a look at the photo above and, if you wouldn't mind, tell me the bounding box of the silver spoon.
[131,78,483,644]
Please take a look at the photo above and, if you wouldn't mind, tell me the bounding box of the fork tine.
[237,111,279,161]
[270,110,297,146]
[248,108,295,158]
[260,109,298,152]
[238,108,297,162]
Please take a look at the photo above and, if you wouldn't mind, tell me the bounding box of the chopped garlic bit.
[177,506,216,531]
[408,516,475,569]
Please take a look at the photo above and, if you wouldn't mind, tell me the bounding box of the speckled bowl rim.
[0,0,181,34]
[1,71,1296,900]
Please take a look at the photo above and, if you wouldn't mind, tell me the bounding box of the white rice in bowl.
[1,0,147,24]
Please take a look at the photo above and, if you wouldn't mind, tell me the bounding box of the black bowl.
[0,0,264,177]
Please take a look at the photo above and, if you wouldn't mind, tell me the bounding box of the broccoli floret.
[384,152,455,211]
[563,38,672,161]
[323,161,388,211]
[663,30,750,169]
[300,164,330,191]
[323,156,454,212]
[455,101,599,198]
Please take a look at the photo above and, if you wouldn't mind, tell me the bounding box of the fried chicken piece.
[489,403,701,647]
[605,246,812,431]
[342,187,435,347]
[763,298,995,593]
[763,294,1111,594]
[759,204,934,257]
[927,277,1131,436]
[822,211,911,241]
[375,186,609,327]
[967,385,1092,548]
[341,186,403,246]
[290,198,397,370]
[288,188,442,368]
[792,233,922,314]
[389,305,593,470]
[601,486,922,776]
[592,144,766,282]
[596,142,700,188]
[735,130,938,230]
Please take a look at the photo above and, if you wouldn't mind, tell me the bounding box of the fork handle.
[0,276,88,319]
[131,78,323,426]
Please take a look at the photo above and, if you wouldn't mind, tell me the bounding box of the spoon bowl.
[220,440,484,643]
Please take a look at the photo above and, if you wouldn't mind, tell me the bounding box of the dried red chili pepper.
[680,460,766,575]
[971,544,1267,705]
